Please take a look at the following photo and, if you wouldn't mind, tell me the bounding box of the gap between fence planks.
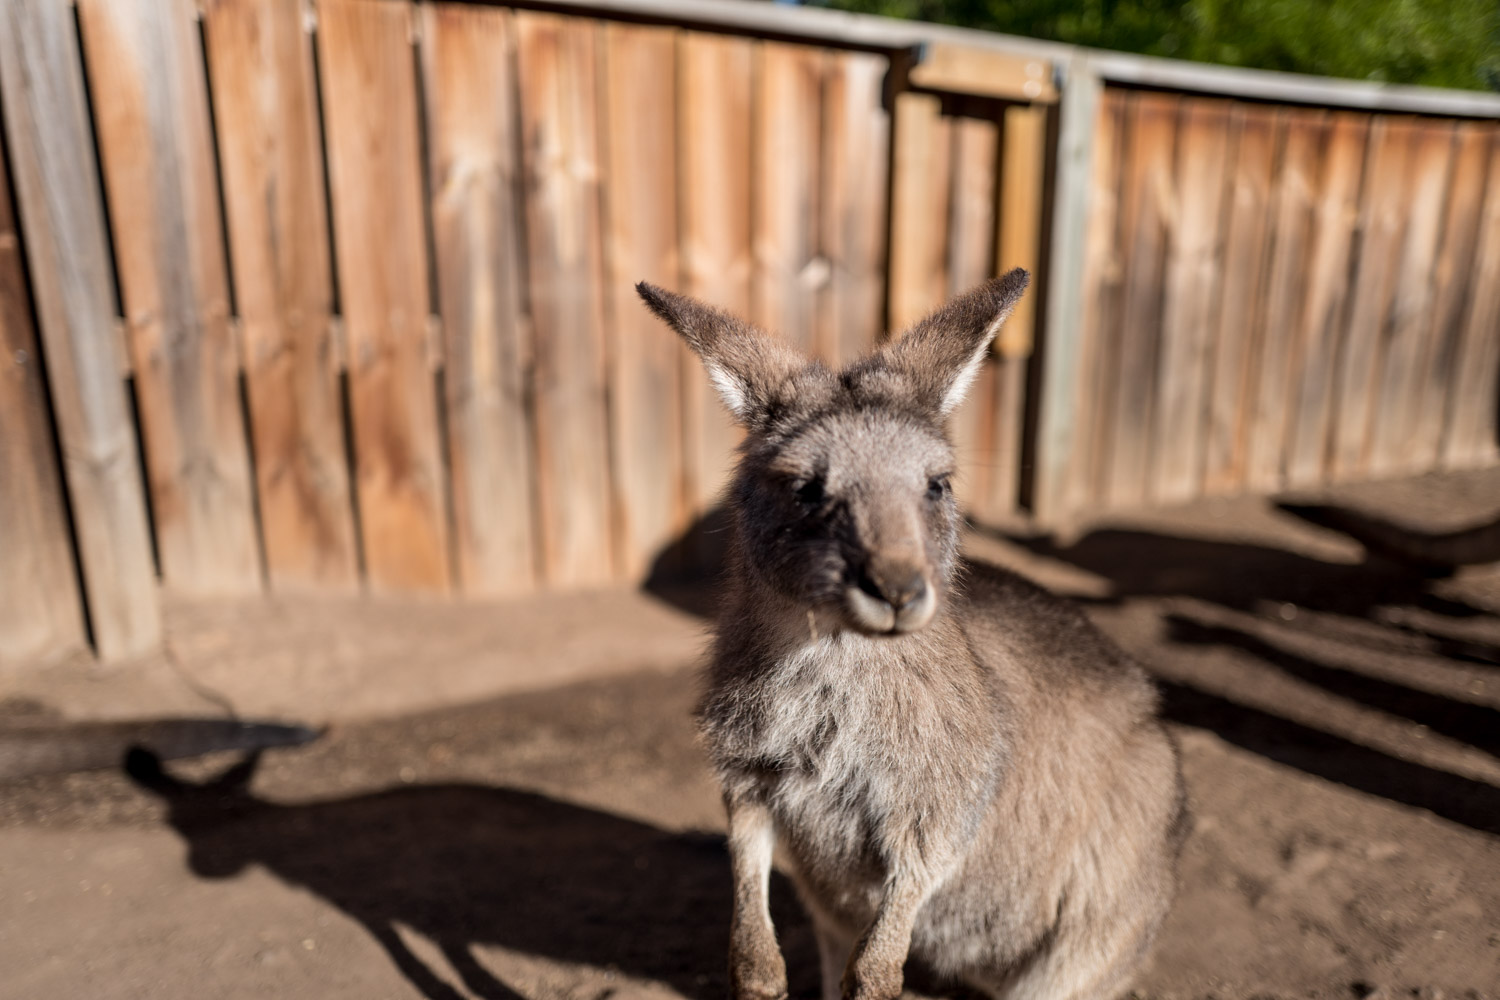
[318,0,452,593]
[203,0,359,593]
[78,0,261,596]
[0,130,86,663]
[421,2,539,597]
[515,12,615,587]
[600,21,687,581]
[0,0,160,659]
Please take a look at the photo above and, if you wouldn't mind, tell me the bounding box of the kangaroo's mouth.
[843,581,937,635]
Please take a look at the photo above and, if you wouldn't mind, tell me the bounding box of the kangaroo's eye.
[794,477,826,507]
[926,476,950,502]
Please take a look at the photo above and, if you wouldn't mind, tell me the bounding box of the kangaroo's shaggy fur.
[637,271,1188,1000]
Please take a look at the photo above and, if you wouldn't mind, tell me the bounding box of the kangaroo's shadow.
[126,749,816,1000]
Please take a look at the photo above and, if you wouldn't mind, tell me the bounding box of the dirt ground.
[2,468,1499,1000]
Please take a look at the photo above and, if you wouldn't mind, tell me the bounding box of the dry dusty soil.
[2,469,1499,1000]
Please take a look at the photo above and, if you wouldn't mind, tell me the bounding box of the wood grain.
[0,126,86,662]
[421,2,538,596]
[1281,112,1369,487]
[318,0,452,593]
[945,114,999,518]
[818,50,889,367]
[78,0,261,595]
[1106,91,1176,509]
[1154,97,1231,504]
[203,0,358,593]
[1202,104,1279,495]
[1367,121,1455,477]
[1441,126,1500,468]
[753,42,823,357]
[1420,124,1493,467]
[1330,116,1419,480]
[514,12,615,587]
[601,22,686,580]
[888,92,952,333]
[678,31,753,513]
[1245,109,1323,491]
[0,0,160,658]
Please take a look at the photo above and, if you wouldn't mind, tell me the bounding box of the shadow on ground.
[126,748,817,1000]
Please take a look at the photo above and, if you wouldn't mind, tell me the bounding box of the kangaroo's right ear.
[636,283,805,428]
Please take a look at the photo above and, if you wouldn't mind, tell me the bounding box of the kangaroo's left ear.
[877,269,1030,418]
[636,282,807,429]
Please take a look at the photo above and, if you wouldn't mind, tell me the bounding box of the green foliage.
[817,0,1500,91]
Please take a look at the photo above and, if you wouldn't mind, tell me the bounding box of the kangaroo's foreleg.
[726,792,788,1000]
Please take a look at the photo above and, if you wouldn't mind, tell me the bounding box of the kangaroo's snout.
[848,557,936,634]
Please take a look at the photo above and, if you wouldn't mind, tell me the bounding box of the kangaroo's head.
[638,270,1029,637]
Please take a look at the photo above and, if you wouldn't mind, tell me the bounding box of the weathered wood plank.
[1064,83,1123,513]
[1202,104,1279,495]
[1441,126,1500,468]
[601,21,686,580]
[1281,112,1369,487]
[1245,109,1323,491]
[818,50,889,367]
[1154,97,1231,504]
[203,0,357,593]
[909,43,1056,103]
[1419,124,1493,466]
[0,0,160,658]
[78,0,261,595]
[753,42,823,357]
[888,92,952,332]
[0,127,86,663]
[679,31,752,512]
[946,114,999,517]
[1367,121,1456,477]
[318,0,451,593]
[1330,116,1420,480]
[421,2,538,596]
[514,12,615,587]
[1105,91,1176,509]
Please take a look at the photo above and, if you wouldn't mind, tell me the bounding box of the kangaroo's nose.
[857,563,928,612]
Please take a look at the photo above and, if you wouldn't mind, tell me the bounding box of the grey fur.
[637,270,1187,1000]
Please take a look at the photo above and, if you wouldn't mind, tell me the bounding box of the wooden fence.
[1,0,1497,663]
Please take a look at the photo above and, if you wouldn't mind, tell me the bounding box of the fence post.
[1032,53,1100,523]
[0,0,161,659]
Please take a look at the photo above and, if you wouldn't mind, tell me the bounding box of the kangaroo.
[637,269,1188,1000]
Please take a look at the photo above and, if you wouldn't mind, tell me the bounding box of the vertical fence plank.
[1245,109,1323,491]
[819,50,889,367]
[946,115,999,516]
[1367,121,1456,477]
[0,0,160,658]
[989,102,1047,516]
[754,42,823,357]
[203,0,357,593]
[0,131,86,662]
[1442,127,1500,468]
[78,0,261,595]
[679,31,752,514]
[514,12,614,587]
[1064,84,1123,513]
[1155,98,1231,504]
[1329,116,1419,480]
[888,92,952,332]
[1420,124,1493,466]
[422,3,537,597]
[601,21,685,580]
[1203,105,1278,495]
[1105,91,1176,509]
[1282,112,1369,488]
[318,0,451,593]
